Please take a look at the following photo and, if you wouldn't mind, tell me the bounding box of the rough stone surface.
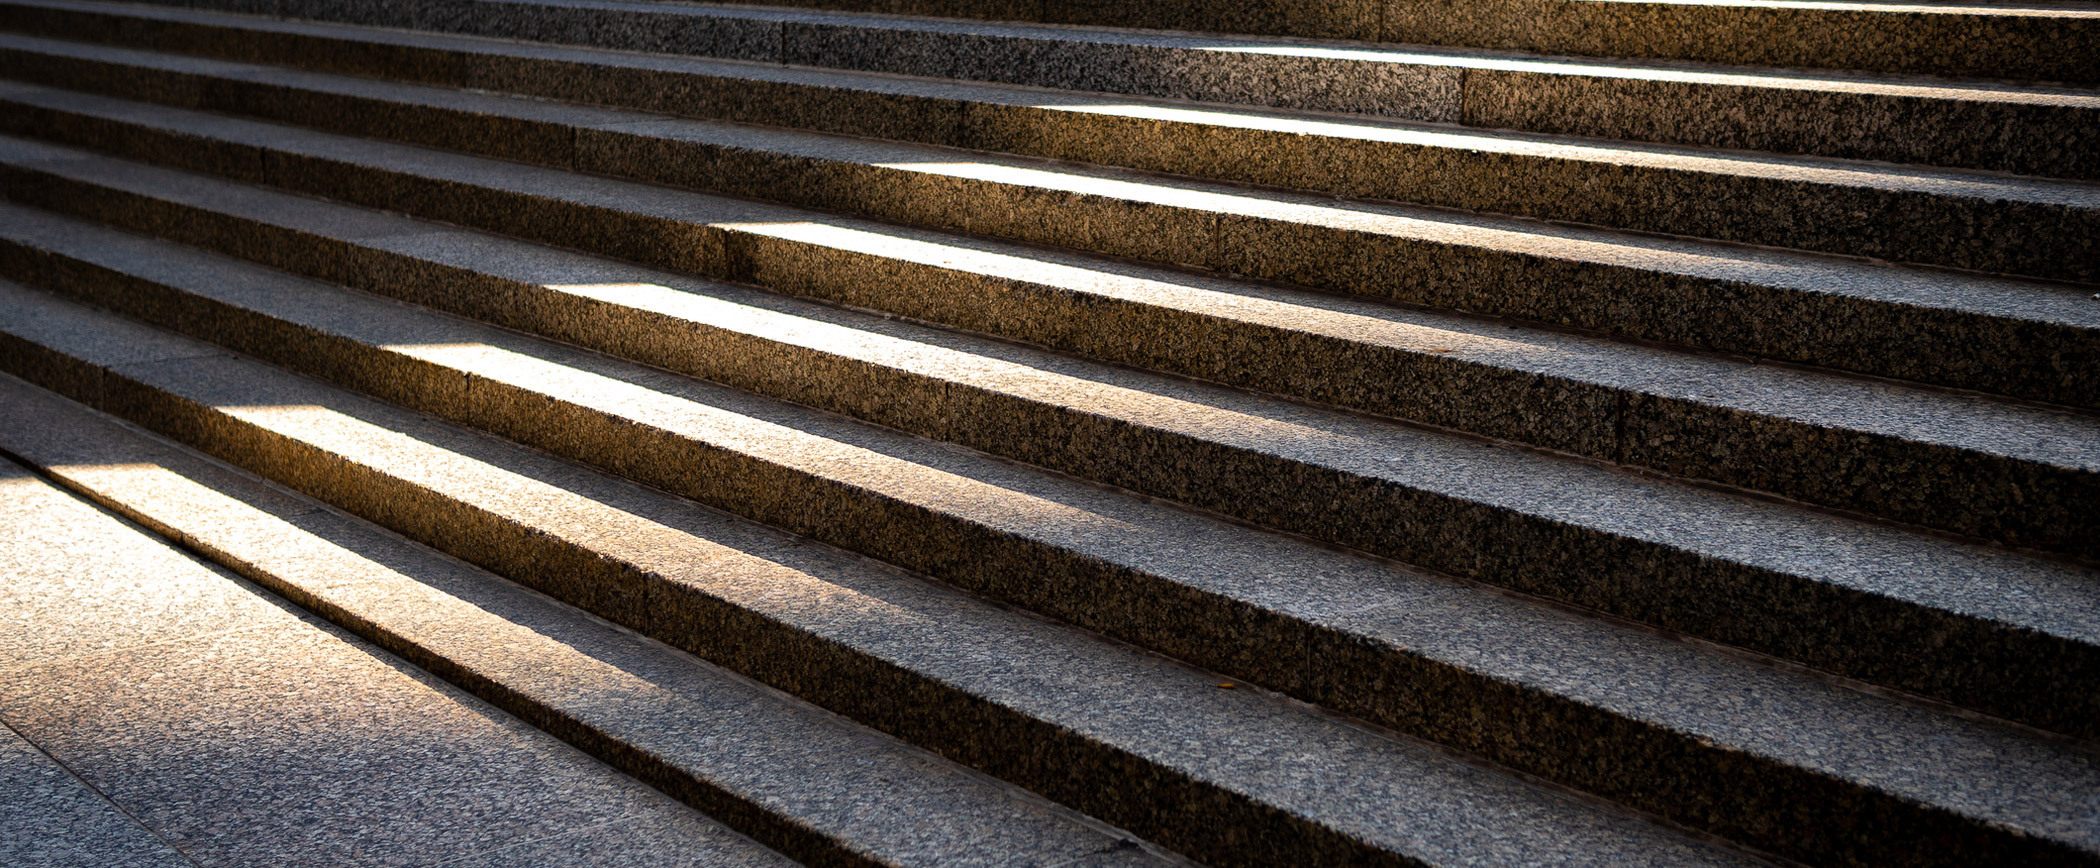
[0,313,1776,868]
[1,269,2096,867]
[1384,0,2100,85]
[0,1,2096,865]
[0,458,795,868]
[2,96,2094,554]
[8,2,2098,284]
[0,378,1182,868]
[9,0,2097,179]
[0,724,196,868]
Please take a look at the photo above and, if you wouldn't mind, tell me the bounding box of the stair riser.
[171,0,2100,90]
[12,4,2098,285]
[14,461,902,868]
[4,94,2093,561]
[1386,0,2100,85]
[5,238,2095,868]
[5,319,1670,868]
[64,0,2100,180]
[7,158,2098,745]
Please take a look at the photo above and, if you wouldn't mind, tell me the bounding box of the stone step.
[5,67,2092,420]
[0,289,1780,868]
[2,95,2095,551]
[541,0,2100,83]
[0,442,803,868]
[0,377,1180,868]
[1,216,2096,867]
[7,0,2099,179]
[4,18,2094,288]
[1387,0,2100,84]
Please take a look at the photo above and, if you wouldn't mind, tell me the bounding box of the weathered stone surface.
[2,259,2096,866]
[8,3,2098,284]
[0,725,195,868]
[0,379,1180,868]
[0,458,796,868]
[4,102,2094,557]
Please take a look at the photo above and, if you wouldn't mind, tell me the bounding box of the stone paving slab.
[0,459,795,868]
[0,723,196,868]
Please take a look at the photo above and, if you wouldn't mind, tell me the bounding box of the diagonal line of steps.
[542,0,2100,83]
[0,287,1782,868]
[0,378,1180,868]
[28,0,2100,177]
[0,206,2096,866]
[4,9,2097,289]
[4,141,2099,731]
[243,0,2100,84]
[2,52,2092,417]
[0,86,2093,554]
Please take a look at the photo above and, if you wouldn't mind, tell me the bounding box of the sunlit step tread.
[0,377,1175,868]
[0,282,1771,868]
[0,214,2096,866]
[1,89,2094,552]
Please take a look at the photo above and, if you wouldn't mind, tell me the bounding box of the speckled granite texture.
[93,0,2100,84]
[0,15,2092,384]
[0,459,797,868]
[2,92,2093,556]
[0,0,2095,864]
[6,288,2099,867]
[0,725,195,868]
[1386,0,2100,84]
[13,209,2100,866]
[0,301,1779,868]
[9,0,2097,179]
[0,381,1178,868]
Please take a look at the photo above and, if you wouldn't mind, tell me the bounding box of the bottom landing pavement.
[0,453,794,868]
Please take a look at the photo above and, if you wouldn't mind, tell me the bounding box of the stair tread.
[3,144,2096,550]
[11,132,2096,466]
[10,0,2097,178]
[92,0,2100,96]
[5,52,2093,347]
[0,281,1770,868]
[12,3,2099,285]
[16,2,2097,193]
[0,450,801,868]
[0,213,2096,860]
[0,378,1178,868]
[1,84,2092,552]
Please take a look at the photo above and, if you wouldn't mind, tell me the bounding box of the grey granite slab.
[8,3,2098,284]
[0,289,1774,868]
[8,0,2097,178]
[1383,0,2100,85]
[0,378,1183,868]
[0,720,196,868]
[2,76,2093,551]
[0,452,797,868]
[4,128,2100,710]
[1,254,2095,866]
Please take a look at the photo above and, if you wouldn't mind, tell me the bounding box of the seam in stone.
[0,716,207,868]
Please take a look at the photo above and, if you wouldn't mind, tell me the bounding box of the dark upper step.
[133,0,2100,84]
[10,0,2100,179]
[7,4,2099,287]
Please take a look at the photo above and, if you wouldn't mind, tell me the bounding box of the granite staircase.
[0,0,2094,865]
